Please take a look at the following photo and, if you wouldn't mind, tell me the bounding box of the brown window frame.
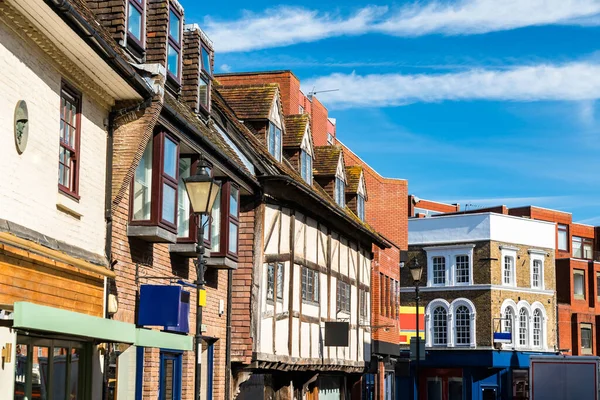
[573,269,586,300]
[201,45,212,76]
[336,280,351,314]
[126,0,145,51]
[198,74,211,114]
[209,181,239,260]
[128,130,180,234]
[167,7,182,82]
[301,266,319,304]
[58,81,82,200]
[573,236,593,259]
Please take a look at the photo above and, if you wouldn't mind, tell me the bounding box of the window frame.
[454,305,471,347]
[530,255,544,289]
[359,289,368,321]
[432,256,446,286]
[581,324,593,354]
[301,266,319,304]
[198,75,211,113]
[518,308,529,348]
[58,81,82,200]
[201,45,212,76]
[573,269,586,300]
[126,0,145,50]
[129,130,180,234]
[268,122,282,161]
[432,306,448,346]
[357,193,365,222]
[159,351,183,400]
[167,7,183,82]
[503,255,515,286]
[335,176,345,207]
[454,255,470,285]
[337,280,351,314]
[572,236,593,259]
[266,262,284,302]
[558,224,568,251]
[177,157,199,243]
[300,149,313,185]
[533,308,542,348]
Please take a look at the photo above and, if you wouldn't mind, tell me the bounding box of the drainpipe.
[225,269,233,399]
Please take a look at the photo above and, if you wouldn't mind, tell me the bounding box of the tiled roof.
[313,146,341,176]
[345,166,363,193]
[164,91,255,180]
[215,84,278,121]
[283,114,309,148]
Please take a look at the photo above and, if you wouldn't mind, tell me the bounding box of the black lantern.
[184,156,220,215]
[408,259,424,284]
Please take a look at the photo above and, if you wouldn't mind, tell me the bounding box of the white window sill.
[56,192,83,219]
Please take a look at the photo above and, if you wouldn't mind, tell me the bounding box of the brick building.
[399,213,557,400]
[408,195,460,218]
[217,70,412,400]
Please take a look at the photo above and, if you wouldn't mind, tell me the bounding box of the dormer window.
[167,8,182,80]
[268,123,282,161]
[335,177,345,207]
[127,0,144,46]
[357,194,365,221]
[201,46,212,76]
[300,150,312,184]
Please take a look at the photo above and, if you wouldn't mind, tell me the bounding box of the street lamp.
[409,259,424,400]
[184,155,221,400]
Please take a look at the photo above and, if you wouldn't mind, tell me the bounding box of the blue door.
[159,351,182,400]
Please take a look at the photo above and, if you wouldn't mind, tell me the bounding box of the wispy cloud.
[203,6,386,53]
[204,0,600,53]
[302,62,600,108]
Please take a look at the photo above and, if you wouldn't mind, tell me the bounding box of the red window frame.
[177,157,199,244]
[128,130,180,234]
[210,182,239,259]
[198,75,211,113]
[167,7,182,82]
[126,0,145,50]
[58,81,81,200]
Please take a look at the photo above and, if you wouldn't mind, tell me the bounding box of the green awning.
[13,302,136,343]
[13,302,193,351]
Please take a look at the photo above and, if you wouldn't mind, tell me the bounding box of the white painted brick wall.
[0,22,108,257]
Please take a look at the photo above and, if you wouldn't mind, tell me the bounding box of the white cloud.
[302,62,600,108]
[376,0,600,36]
[219,63,232,73]
[203,6,386,53]
[204,0,600,53]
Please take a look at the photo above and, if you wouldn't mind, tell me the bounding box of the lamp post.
[408,259,424,400]
[184,156,221,400]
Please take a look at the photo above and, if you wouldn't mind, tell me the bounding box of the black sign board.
[324,322,349,346]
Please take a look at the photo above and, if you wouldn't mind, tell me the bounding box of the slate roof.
[216,84,279,121]
[345,166,363,193]
[283,114,309,147]
[313,146,342,176]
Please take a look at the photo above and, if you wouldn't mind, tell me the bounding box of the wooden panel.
[0,250,104,317]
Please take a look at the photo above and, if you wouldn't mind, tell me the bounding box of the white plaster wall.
[264,206,279,254]
[306,217,318,263]
[280,208,290,253]
[275,320,288,356]
[409,213,555,249]
[320,271,328,319]
[340,238,349,277]
[0,326,17,399]
[300,322,310,358]
[311,323,320,358]
[260,319,273,354]
[292,264,301,312]
[291,318,300,357]
[318,226,327,267]
[349,243,357,281]
[0,22,108,256]
[294,212,305,257]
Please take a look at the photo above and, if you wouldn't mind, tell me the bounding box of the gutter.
[260,175,391,249]
[43,0,154,98]
[225,270,233,400]
[162,101,260,191]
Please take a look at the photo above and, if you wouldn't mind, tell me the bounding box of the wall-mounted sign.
[14,101,28,154]
[324,322,349,347]
[493,332,512,343]
[138,285,182,327]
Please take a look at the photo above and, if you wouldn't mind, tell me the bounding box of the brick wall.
[87,0,126,44]
[310,96,329,147]
[408,195,459,217]
[110,164,229,399]
[182,28,201,110]
[146,0,171,67]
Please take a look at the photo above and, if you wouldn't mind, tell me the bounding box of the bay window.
[130,131,179,232]
[167,8,182,80]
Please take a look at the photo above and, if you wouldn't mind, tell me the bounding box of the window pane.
[168,44,179,76]
[69,348,82,399]
[267,264,274,300]
[34,346,49,400]
[199,77,209,108]
[504,256,513,285]
[14,344,29,399]
[519,309,528,346]
[177,158,191,237]
[210,190,221,252]
[582,327,592,349]
[275,127,281,161]
[532,260,541,288]
[584,241,593,259]
[133,138,153,220]
[456,255,469,283]
[228,222,238,254]
[201,47,211,75]
[163,137,177,178]
[169,9,180,42]
[455,306,470,345]
[573,236,582,258]
[161,359,175,399]
[432,307,447,345]
[432,256,445,285]
[52,347,68,400]
[277,263,284,299]
[229,186,239,216]
[448,378,463,400]
[128,2,142,40]
[558,224,568,250]
[162,184,176,224]
[533,309,542,347]
[574,271,585,297]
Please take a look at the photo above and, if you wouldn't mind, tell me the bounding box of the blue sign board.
[166,290,190,333]
[138,285,182,327]
[494,332,512,343]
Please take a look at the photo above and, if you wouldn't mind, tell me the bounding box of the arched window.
[519,308,529,347]
[533,309,542,348]
[455,306,471,346]
[504,307,515,334]
[433,307,447,345]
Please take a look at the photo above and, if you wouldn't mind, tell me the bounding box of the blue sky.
[182,0,600,224]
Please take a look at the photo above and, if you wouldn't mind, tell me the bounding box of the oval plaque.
[14,100,29,154]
